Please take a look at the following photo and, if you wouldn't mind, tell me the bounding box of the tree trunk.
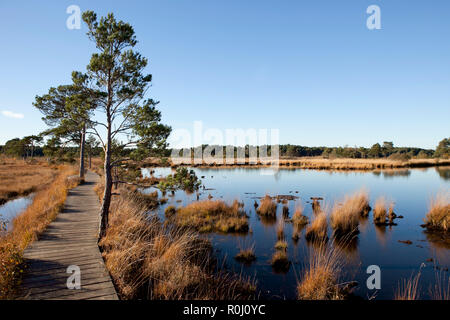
[79,125,86,179]
[89,152,92,169]
[98,123,112,241]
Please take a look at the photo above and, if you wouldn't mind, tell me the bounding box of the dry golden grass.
[373,197,395,225]
[164,205,177,217]
[100,191,256,299]
[423,192,450,232]
[395,272,421,300]
[234,244,256,264]
[292,204,309,227]
[429,270,450,300]
[170,199,249,233]
[0,165,78,299]
[330,191,368,238]
[305,210,328,242]
[271,250,289,272]
[274,240,288,251]
[171,156,450,171]
[0,158,57,205]
[257,195,277,217]
[297,242,350,300]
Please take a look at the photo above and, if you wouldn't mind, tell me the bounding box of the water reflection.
[435,167,450,181]
[141,166,449,299]
[0,194,34,230]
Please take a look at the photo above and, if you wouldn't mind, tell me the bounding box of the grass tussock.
[423,192,450,233]
[305,210,328,243]
[297,242,352,300]
[330,202,359,239]
[0,158,57,205]
[257,195,277,217]
[292,204,309,227]
[164,205,177,217]
[234,244,256,265]
[271,250,290,272]
[169,199,249,233]
[373,197,396,225]
[0,165,78,299]
[274,240,288,251]
[100,192,256,299]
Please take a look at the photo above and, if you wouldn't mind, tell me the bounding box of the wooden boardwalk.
[20,171,118,300]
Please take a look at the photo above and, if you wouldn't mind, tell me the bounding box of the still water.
[0,194,34,231]
[142,166,449,299]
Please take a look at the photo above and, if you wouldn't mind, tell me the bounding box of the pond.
[142,166,450,300]
[0,194,34,232]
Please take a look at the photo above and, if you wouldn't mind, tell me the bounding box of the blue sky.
[0,0,449,148]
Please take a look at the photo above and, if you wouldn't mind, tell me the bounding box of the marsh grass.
[423,192,450,233]
[257,195,277,217]
[171,199,249,233]
[292,204,309,227]
[164,205,177,217]
[271,250,290,273]
[0,165,78,299]
[0,158,57,205]
[373,197,387,225]
[100,192,256,299]
[305,210,328,243]
[297,241,352,300]
[395,271,421,300]
[429,269,450,300]
[234,243,256,265]
[274,240,288,251]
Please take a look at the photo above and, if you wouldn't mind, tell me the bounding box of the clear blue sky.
[0,0,448,149]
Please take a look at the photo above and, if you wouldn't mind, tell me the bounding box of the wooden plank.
[19,171,118,300]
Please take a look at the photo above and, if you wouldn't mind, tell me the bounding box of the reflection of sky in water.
[0,195,34,230]
[142,167,450,300]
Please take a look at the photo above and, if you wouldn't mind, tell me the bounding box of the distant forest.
[1,137,448,162]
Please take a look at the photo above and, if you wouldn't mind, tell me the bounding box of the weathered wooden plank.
[19,171,118,300]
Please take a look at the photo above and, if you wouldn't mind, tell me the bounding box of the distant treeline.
[1,138,449,161]
[170,139,449,160]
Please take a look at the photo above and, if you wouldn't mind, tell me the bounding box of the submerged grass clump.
[234,244,256,265]
[100,192,256,300]
[257,195,277,217]
[373,197,396,225]
[271,250,290,273]
[170,199,249,233]
[422,192,450,233]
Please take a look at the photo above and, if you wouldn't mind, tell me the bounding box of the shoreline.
[140,158,450,171]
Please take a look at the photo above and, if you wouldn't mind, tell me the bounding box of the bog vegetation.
[0,164,79,299]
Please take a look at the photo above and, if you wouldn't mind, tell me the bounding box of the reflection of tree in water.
[372,171,382,177]
[435,167,450,181]
[382,169,411,179]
